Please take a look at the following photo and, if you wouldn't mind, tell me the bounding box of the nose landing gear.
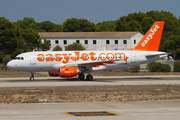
[30,72,34,81]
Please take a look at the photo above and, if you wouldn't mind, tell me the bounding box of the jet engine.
[48,67,80,78]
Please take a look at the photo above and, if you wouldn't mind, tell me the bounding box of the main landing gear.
[78,74,93,81]
[86,75,93,81]
[78,74,85,80]
[30,72,34,81]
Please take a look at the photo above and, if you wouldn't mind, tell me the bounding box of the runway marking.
[64,111,120,117]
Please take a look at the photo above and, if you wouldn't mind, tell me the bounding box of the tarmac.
[0,100,180,120]
[0,75,180,87]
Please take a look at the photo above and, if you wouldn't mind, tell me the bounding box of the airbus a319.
[7,21,167,81]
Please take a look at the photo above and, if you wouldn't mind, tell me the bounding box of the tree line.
[1,10,180,63]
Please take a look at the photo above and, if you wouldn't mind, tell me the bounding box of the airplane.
[7,21,167,81]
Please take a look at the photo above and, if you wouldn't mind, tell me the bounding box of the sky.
[0,0,179,24]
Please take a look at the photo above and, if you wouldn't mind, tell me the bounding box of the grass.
[0,85,180,103]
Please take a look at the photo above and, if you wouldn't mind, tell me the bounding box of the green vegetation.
[40,39,51,51]
[2,55,12,69]
[174,60,180,72]
[96,21,116,32]
[0,17,51,62]
[147,61,171,72]
[65,42,85,51]
[63,18,96,32]
[130,65,140,72]
[53,45,63,51]
[1,10,180,62]
[38,20,62,32]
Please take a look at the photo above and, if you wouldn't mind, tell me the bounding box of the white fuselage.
[7,50,166,72]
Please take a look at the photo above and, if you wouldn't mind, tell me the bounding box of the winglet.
[130,21,165,51]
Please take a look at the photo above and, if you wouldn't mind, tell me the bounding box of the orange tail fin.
[131,21,165,51]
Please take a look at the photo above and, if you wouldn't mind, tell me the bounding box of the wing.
[52,57,128,71]
[65,59,122,67]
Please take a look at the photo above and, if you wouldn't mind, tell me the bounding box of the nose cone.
[7,61,13,69]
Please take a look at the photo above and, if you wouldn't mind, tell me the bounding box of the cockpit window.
[13,57,24,60]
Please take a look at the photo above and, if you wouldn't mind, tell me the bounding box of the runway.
[0,75,180,87]
[0,101,180,120]
[1,76,180,120]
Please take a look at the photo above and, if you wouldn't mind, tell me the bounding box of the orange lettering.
[37,54,44,62]
[55,54,62,61]
[37,52,127,64]
[46,54,54,62]
[99,53,106,61]
[62,53,72,64]
[71,52,80,61]
[81,53,89,61]
[115,53,126,60]
[106,53,114,60]
[89,52,96,61]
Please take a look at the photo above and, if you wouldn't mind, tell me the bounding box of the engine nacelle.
[60,67,80,78]
[48,67,80,78]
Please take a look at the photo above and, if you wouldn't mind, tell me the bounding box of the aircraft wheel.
[30,77,34,81]
[86,75,93,81]
[30,72,34,81]
[78,74,85,80]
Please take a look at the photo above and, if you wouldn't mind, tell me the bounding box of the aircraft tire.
[30,77,34,81]
[78,74,85,80]
[86,75,93,81]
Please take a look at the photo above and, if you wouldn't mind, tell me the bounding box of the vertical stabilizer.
[131,21,165,51]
